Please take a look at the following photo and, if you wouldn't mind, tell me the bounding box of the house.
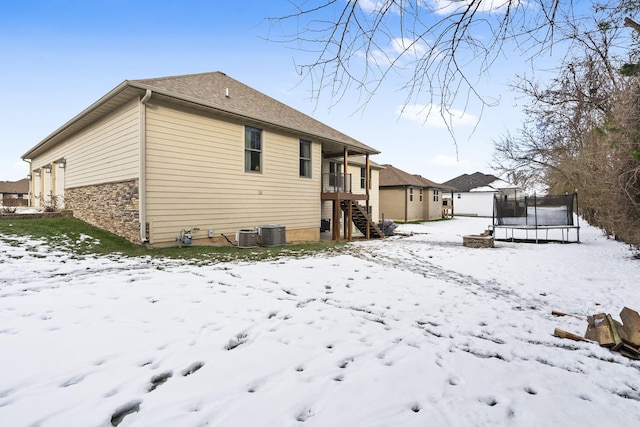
[0,179,29,207]
[21,71,382,246]
[378,164,454,222]
[443,172,520,217]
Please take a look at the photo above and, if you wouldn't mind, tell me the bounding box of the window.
[360,167,372,189]
[245,126,262,172]
[419,189,423,202]
[299,140,312,177]
[409,188,414,202]
[433,189,439,202]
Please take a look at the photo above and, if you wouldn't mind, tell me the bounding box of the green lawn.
[0,217,346,263]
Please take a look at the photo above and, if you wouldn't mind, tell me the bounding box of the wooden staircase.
[340,199,383,239]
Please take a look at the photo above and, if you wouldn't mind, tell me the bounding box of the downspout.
[23,159,32,207]
[404,186,408,223]
[365,154,370,239]
[139,89,152,243]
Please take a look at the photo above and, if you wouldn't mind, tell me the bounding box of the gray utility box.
[237,229,258,248]
[260,225,286,247]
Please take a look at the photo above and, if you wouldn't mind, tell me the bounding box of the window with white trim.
[299,140,311,177]
[245,126,262,172]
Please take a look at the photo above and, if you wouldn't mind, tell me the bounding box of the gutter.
[22,159,32,206]
[139,89,152,243]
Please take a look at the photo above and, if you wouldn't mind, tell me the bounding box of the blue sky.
[0,0,554,183]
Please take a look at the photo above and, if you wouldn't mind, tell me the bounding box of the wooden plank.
[553,310,583,319]
[585,313,615,347]
[554,328,587,342]
[606,314,623,351]
[620,307,640,346]
[584,315,598,342]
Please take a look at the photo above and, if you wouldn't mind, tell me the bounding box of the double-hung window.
[433,189,440,202]
[300,140,312,178]
[245,126,262,172]
[419,189,423,202]
[360,167,372,189]
[409,188,414,202]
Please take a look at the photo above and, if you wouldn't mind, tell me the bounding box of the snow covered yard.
[1,217,639,426]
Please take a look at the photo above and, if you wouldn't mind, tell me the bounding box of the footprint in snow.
[295,407,314,422]
[225,332,248,350]
[110,400,142,426]
[60,375,84,387]
[148,371,172,392]
[480,396,499,406]
[182,361,204,377]
[338,357,354,369]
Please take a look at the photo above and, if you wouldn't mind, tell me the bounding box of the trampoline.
[491,193,580,243]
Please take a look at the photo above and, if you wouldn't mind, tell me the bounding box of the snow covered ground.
[1,217,639,426]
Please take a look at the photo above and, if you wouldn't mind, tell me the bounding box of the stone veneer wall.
[65,179,140,243]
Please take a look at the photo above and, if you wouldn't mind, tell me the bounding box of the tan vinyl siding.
[379,187,406,222]
[145,102,322,244]
[29,99,140,191]
[426,189,442,220]
[406,187,424,222]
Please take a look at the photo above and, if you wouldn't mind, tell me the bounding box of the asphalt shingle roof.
[0,179,29,194]
[443,172,501,192]
[379,164,452,189]
[23,71,379,160]
[131,72,378,155]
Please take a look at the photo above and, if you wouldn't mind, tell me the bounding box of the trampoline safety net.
[494,193,576,227]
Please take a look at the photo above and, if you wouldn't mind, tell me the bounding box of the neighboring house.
[21,71,381,246]
[0,179,29,207]
[378,164,454,222]
[443,172,520,217]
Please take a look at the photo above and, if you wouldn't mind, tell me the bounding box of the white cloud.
[357,0,385,13]
[390,37,427,57]
[396,103,478,129]
[426,0,513,15]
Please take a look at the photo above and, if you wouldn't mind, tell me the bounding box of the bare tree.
[492,8,640,247]
[269,0,568,123]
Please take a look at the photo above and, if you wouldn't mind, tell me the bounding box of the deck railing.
[322,173,352,193]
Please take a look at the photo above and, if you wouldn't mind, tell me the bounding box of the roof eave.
[22,81,143,160]
[129,82,380,157]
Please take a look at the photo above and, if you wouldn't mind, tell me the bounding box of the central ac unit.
[260,224,286,247]
[237,229,258,248]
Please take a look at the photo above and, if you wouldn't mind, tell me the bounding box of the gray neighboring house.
[443,172,520,217]
[0,179,29,206]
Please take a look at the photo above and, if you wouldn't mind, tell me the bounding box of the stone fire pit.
[463,231,494,248]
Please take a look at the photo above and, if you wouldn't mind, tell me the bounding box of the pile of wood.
[554,307,640,360]
[584,307,640,359]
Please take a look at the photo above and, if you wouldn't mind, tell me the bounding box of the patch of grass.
[0,218,347,262]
